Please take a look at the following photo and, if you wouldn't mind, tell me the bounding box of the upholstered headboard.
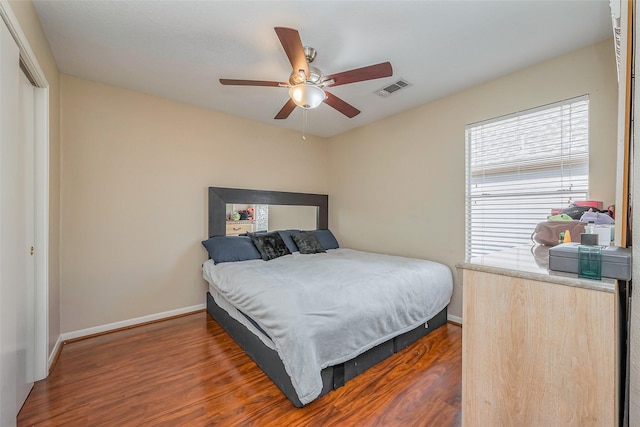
[208,187,328,237]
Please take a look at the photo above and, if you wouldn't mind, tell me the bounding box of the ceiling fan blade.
[325,62,393,87]
[274,27,309,78]
[219,79,287,87]
[275,98,297,120]
[324,91,360,118]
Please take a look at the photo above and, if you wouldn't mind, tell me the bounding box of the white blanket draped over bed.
[202,248,453,405]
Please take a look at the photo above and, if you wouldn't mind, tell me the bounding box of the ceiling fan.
[220,27,393,120]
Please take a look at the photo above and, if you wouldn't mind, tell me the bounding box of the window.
[465,96,589,259]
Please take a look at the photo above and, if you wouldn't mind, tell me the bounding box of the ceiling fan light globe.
[289,84,325,109]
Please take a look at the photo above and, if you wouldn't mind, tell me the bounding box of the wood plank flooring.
[18,311,462,426]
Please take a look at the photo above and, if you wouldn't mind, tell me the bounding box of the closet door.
[16,67,36,410]
[0,18,35,426]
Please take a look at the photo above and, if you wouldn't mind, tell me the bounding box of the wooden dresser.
[459,246,619,426]
[225,221,255,236]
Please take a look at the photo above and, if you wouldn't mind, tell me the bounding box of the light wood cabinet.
[462,268,618,426]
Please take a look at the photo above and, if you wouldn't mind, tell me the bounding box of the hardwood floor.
[18,311,462,426]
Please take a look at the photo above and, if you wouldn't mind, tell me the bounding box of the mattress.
[202,248,453,405]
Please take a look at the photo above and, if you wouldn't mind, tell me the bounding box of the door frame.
[0,1,50,381]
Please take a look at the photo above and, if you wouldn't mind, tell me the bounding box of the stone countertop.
[456,245,617,293]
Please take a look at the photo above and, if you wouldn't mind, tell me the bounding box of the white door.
[0,19,35,426]
[17,67,36,410]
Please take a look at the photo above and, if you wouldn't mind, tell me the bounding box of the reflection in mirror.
[225,203,267,235]
[225,203,317,235]
[268,205,317,231]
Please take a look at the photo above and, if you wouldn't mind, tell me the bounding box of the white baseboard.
[50,304,458,370]
[48,335,63,373]
[59,303,206,343]
[447,314,463,325]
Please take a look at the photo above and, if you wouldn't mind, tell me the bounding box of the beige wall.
[327,39,618,319]
[9,0,61,355]
[59,75,328,332]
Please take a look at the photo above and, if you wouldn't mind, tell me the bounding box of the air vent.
[375,79,412,97]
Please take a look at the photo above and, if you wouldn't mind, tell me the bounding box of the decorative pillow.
[246,230,300,253]
[291,231,326,254]
[313,229,340,250]
[201,236,261,264]
[250,232,291,261]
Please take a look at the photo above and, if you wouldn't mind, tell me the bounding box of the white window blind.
[465,95,589,259]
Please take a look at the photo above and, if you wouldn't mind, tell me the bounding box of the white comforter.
[202,248,453,405]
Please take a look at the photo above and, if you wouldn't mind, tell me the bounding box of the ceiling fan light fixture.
[289,84,326,109]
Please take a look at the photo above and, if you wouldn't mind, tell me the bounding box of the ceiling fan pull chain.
[302,109,307,140]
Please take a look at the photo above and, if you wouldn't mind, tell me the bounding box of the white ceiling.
[33,0,613,138]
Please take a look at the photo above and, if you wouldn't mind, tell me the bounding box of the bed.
[202,187,453,407]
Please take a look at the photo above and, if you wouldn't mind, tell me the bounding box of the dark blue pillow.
[314,229,339,250]
[277,229,301,253]
[201,236,261,264]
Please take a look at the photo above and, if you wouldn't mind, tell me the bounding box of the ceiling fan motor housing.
[289,67,324,85]
[289,48,323,86]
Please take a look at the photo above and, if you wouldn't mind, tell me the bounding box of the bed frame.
[205,187,448,407]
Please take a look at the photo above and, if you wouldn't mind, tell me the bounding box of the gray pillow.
[291,232,326,254]
[201,236,261,264]
[314,229,339,250]
[250,232,291,261]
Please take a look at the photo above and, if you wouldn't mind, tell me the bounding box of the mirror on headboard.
[224,203,318,235]
[208,187,328,237]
